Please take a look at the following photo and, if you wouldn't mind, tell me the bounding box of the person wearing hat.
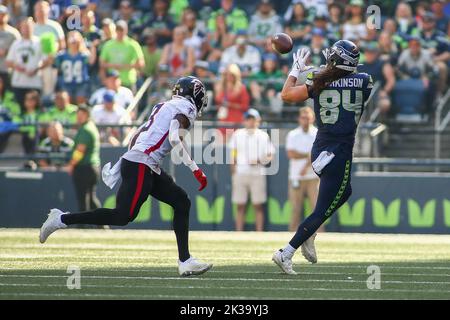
[308,28,328,67]
[248,0,283,48]
[91,90,130,145]
[100,19,145,92]
[89,69,134,110]
[359,42,396,116]
[219,32,262,76]
[342,0,367,42]
[419,11,449,94]
[228,108,275,232]
[0,5,20,85]
[193,60,216,88]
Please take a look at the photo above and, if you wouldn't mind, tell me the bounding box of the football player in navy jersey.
[273,40,373,274]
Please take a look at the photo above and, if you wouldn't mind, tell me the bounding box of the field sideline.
[0,229,449,300]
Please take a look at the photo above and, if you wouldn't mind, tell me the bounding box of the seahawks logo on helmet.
[322,40,361,72]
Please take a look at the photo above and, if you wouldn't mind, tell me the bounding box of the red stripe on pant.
[129,163,146,218]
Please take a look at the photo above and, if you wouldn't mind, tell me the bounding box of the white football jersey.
[122,96,197,174]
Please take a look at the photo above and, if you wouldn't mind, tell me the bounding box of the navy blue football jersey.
[306,71,373,149]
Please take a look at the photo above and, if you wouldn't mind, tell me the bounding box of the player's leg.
[250,174,267,232]
[273,156,352,273]
[232,174,249,231]
[150,170,212,276]
[39,160,152,243]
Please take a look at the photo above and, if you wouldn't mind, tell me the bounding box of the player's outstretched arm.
[169,114,207,191]
[281,48,311,104]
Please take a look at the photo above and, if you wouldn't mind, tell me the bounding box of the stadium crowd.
[0,0,448,157]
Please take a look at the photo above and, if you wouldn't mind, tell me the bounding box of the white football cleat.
[272,249,297,275]
[178,257,213,277]
[301,233,318,264]
[39,208,67,243]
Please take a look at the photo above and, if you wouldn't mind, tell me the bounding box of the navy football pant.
[289,154,352,249]
[62,159,191,261]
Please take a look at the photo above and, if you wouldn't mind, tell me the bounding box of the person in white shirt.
[89,69,134,109]
[229,108,275,231]
[286,106,319,232]
[92,90,130,146]
[219,34,262,77]
[6,18,51,113]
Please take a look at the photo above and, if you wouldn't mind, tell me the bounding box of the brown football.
[271,33,293,54]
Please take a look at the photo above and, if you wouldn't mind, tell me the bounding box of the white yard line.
[1,274,449,285]
[0,283,449,294]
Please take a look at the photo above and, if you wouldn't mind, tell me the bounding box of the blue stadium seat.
[392,79,426,115]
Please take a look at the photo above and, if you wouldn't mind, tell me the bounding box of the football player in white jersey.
[39,76,213,277]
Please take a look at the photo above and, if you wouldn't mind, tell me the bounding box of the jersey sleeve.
[363,73,374,103]
[176,102,197,126]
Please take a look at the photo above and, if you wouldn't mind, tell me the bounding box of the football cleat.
[272,249,297,275]
[301,233,318,264]
[178,257,213,277]
[39,208,67,243]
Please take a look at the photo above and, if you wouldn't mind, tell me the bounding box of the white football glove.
[289,48,311,79]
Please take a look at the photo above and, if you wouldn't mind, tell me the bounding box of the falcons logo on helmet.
[192,78,205,99]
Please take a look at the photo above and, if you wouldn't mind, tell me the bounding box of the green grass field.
[0,229,449,300]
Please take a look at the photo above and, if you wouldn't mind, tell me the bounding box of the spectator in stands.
[397,36,438,114]
[228,108,275,232]
[359,42,396,117]
[38,121,74,169]
[0,5,20,85]
[101,18,116,44]
[100,20,145,92]
[14,90,41,155]
[81,10,102,92]
[0,76,20,153]
[193,60,216,89]
[430,0,449,34]
[383,18,409,51]
[283,1,311,46]
[214,63,250,130]
[66,105,101,215]
[415,1,430,30]
[39,90,77,125]
[308,28,327,67]
[342,0,367,42]
[33,0,65,50]
[419,12,449,95]
[378,31,400,65]
[33,0,65,98]
[284,0,328,22]
[394,2,419,36]
[112,0,142,37]
[141,28,161,78]
[328,3,343,40]
[142,0,176,47]
[6,18,51,114]
[91,90,130,146]
[181,9,206,59]
[206,13,236,63]
[53,30,96,105]
[249,53,284,113]
[286,106,318,232]
[89,69,134,110]
[219,33,261,77]
[208,0,248,35]
[397,37,437,87]
[248,0,283,48]
[311,13,336,46]
[159,26,195,78]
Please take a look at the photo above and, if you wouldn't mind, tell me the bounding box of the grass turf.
[0,229,449,300]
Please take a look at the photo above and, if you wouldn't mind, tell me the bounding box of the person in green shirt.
[66,106,101,212]
[39,90,77,125]
[100,20,145,92]
[141,28,161,78]
[207,0,248,34]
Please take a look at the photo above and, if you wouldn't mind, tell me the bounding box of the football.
[271,33,293,54]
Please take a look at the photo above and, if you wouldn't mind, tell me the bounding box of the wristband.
[72,150,84,162]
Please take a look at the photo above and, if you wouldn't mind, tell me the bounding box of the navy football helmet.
[172,76,208,115]
[322,40,360,72]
